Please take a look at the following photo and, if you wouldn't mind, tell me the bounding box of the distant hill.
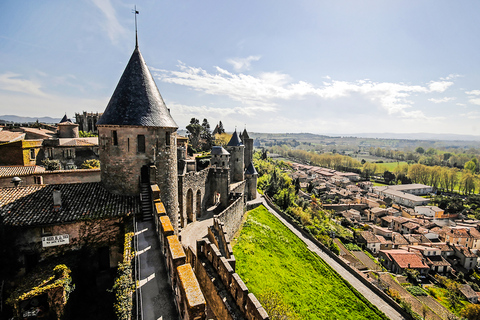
[0,115,62,124]
[348,132,480,141]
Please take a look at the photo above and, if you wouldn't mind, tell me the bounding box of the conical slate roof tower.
[97,41,179,230]
[97,46,177,128]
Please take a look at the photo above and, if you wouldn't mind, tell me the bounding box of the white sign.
[42,234,69,247]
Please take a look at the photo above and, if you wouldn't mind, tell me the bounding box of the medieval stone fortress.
[3,15,480,320]
[0,37,266,319]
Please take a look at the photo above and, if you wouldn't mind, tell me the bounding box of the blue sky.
[1,1,480,136]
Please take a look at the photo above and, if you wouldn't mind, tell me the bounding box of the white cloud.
[461,111,480,119]
[466,90,480,95]
[428,81,454,92]
[155,63,458,121]
[0,72,47,97]
[428,97,456,103]
[90,0,127,44]
[469,98,480,105]
[226,56,261,71]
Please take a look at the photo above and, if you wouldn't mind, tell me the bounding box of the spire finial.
[133,5,139,49]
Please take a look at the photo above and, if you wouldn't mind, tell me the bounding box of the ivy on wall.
[7,264,74,320]
[111,227,135,320]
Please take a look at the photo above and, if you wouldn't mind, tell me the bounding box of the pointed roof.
[245,161,257,175]
[97,47,177,128]
[59,114,71,124]
[211,146,230,155]
[227,130,243,147]
[241,128,250,140]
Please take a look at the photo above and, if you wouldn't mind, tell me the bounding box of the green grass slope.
[233,205,388,320]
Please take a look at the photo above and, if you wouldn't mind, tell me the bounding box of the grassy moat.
[232,205,388,320]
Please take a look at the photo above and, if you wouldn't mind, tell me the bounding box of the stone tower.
[97,43,179,230]
[240,128,253,168]
[210,146,230,169]
[245,162,258,200]
[225,130,244,183]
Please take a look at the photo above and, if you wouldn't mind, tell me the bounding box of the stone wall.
[0,169,101,188]
[8,217,124,276]
[322,203,368,212]
[178,168,209,228]
[216,196,244,241]
[156,208,206,319]
[207,218,235,269]
[195,239,269,320]
[208,167,230,210]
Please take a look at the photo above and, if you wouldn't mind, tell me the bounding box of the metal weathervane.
[132,5,139,48]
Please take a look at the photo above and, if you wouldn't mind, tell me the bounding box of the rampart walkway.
[247,196,406,320]
[135,219,178,320]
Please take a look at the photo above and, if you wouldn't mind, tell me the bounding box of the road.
[248,196,406,320]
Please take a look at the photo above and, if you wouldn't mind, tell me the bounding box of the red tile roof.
[382,250,429,269]
[0,131,25,143]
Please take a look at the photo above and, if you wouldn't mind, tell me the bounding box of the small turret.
[225,130,244,183]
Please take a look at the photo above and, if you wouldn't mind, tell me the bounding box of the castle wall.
[178,168,209,228]
[215,196,244,241]
[154,203,206,319]
[208,167,230,210]
[195,240,269,320]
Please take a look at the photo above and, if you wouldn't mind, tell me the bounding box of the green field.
[374,161,408,172]
[232,205,388,320]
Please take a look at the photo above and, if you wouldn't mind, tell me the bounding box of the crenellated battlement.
[196,239,269,320]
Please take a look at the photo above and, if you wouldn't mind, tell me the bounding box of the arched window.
[137,135,145,153]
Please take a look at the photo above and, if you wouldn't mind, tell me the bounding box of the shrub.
[42,158,60,171]
[406,286,427,297]
[80,159,100,169]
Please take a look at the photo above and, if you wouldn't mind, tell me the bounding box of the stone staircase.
[140,183,153,221]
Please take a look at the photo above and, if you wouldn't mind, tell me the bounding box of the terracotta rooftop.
[447,228,470,238]
[382,250,429,269]
[0,165,46,178]
[56,137,98,146]
[0,131,25,143]
[0,182,139,227]
[360,231,380,243]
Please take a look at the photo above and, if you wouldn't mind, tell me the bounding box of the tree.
[362,162,377,180]
[383,171,395,184]
[42,159,60,171]
[464,160,476,174]
[461,304,480,320]
[200,118,213,151]
[214,133,232,147]
[218,121,225,134]
[186,118,202,152]
[415,146,425,154]
[460,172,476,195]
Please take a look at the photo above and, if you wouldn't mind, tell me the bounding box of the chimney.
[53,188,62,210]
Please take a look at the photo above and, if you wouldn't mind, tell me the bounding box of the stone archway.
[186,189,194,223]
[196,190,202,218]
